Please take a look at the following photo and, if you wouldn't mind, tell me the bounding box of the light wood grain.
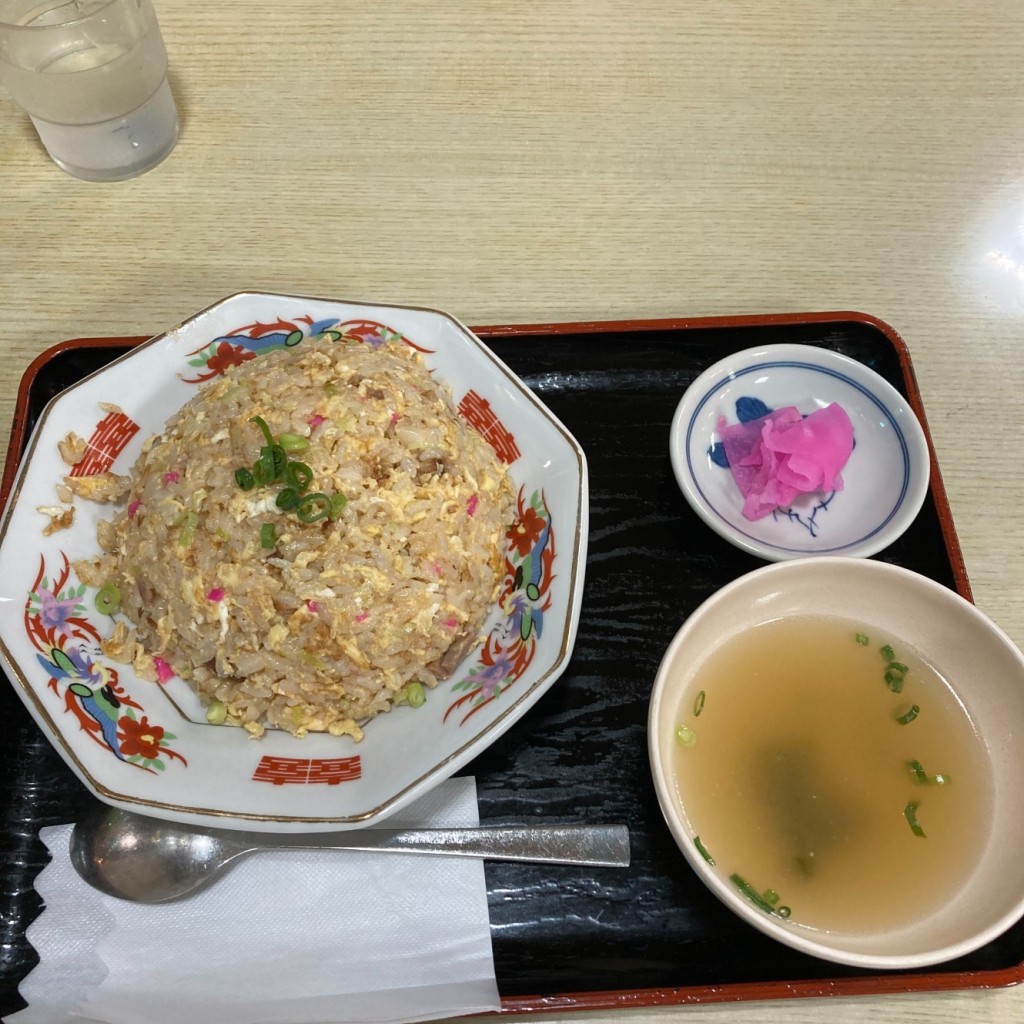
[3,1,1024,1021]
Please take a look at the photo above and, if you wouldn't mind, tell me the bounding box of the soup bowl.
[648,556,1024,969]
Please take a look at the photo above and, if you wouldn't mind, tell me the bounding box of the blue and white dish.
[669,344,930,561]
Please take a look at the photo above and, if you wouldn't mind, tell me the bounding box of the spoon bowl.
[70,805,631,903]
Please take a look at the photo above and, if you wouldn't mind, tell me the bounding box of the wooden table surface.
[2,2,1024,1021]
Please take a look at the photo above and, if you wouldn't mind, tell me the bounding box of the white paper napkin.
[5,776,500,1024]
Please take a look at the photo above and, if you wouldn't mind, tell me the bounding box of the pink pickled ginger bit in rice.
[152,656,175,683]
[717,403,854,521]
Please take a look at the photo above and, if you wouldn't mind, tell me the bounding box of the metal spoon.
[69,805,631,903]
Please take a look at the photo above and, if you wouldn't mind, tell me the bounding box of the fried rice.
[80,337,515,740]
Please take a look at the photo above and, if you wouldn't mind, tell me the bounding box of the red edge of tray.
[0,313,1003,1015]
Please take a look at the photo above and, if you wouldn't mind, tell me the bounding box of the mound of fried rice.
[80,338,515,740]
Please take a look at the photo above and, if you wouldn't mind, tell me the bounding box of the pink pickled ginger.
[717,403,854,521]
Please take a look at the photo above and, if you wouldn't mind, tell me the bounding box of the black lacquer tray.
[1,312,1017,1018]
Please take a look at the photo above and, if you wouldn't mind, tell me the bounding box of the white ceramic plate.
[669,344,930,560]
[0,293,588,832]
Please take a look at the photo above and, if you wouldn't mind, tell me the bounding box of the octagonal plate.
[0,293,588,832]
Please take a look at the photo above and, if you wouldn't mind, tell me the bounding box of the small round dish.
[669,344,930,561]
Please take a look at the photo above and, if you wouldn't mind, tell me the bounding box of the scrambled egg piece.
[100,621,137,664]
[37,505,75,535]
[64,472,131,503]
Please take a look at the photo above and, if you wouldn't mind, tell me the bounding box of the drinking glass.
[0,0,178,181]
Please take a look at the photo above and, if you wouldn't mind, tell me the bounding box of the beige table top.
[2,1,1024,1021]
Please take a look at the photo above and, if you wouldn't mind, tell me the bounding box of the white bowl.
[0,293,588,832]
[669,344,930,560]
[648,557,1024,969]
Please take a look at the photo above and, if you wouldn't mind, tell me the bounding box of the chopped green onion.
[177,510,198,548]
[278,433,310,452]
[880,644,895,661]
[246,417,334,537]
[285,461,314,492]
[730,874,789,917]
[94,582,121,616]
[675,725,696,747]
[257,445,276,483]
[328,493,348,519]
[275,487,301,511]
[251,415,274,448]
[296,492,331,523]
[904,800,926,837]
[885,665,906,692]
[255,443,287,484]
[887,661,909,675]
[907,759,950,785]
[271,444,287,478]
[395,680,427,707]
[694,835,715,865]
[762,889,780,907]
[298,650,328,671]
[896,704,920,725]
[693,690,706,717]
[855,632,870,645]
[206,699,227,725]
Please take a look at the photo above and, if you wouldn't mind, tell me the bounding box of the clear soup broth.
[673,616,992,934]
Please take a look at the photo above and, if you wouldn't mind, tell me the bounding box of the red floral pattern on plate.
[24,553,186,774]
[446,487,554,724]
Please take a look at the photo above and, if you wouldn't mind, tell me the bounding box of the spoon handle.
[265,824,631,868]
